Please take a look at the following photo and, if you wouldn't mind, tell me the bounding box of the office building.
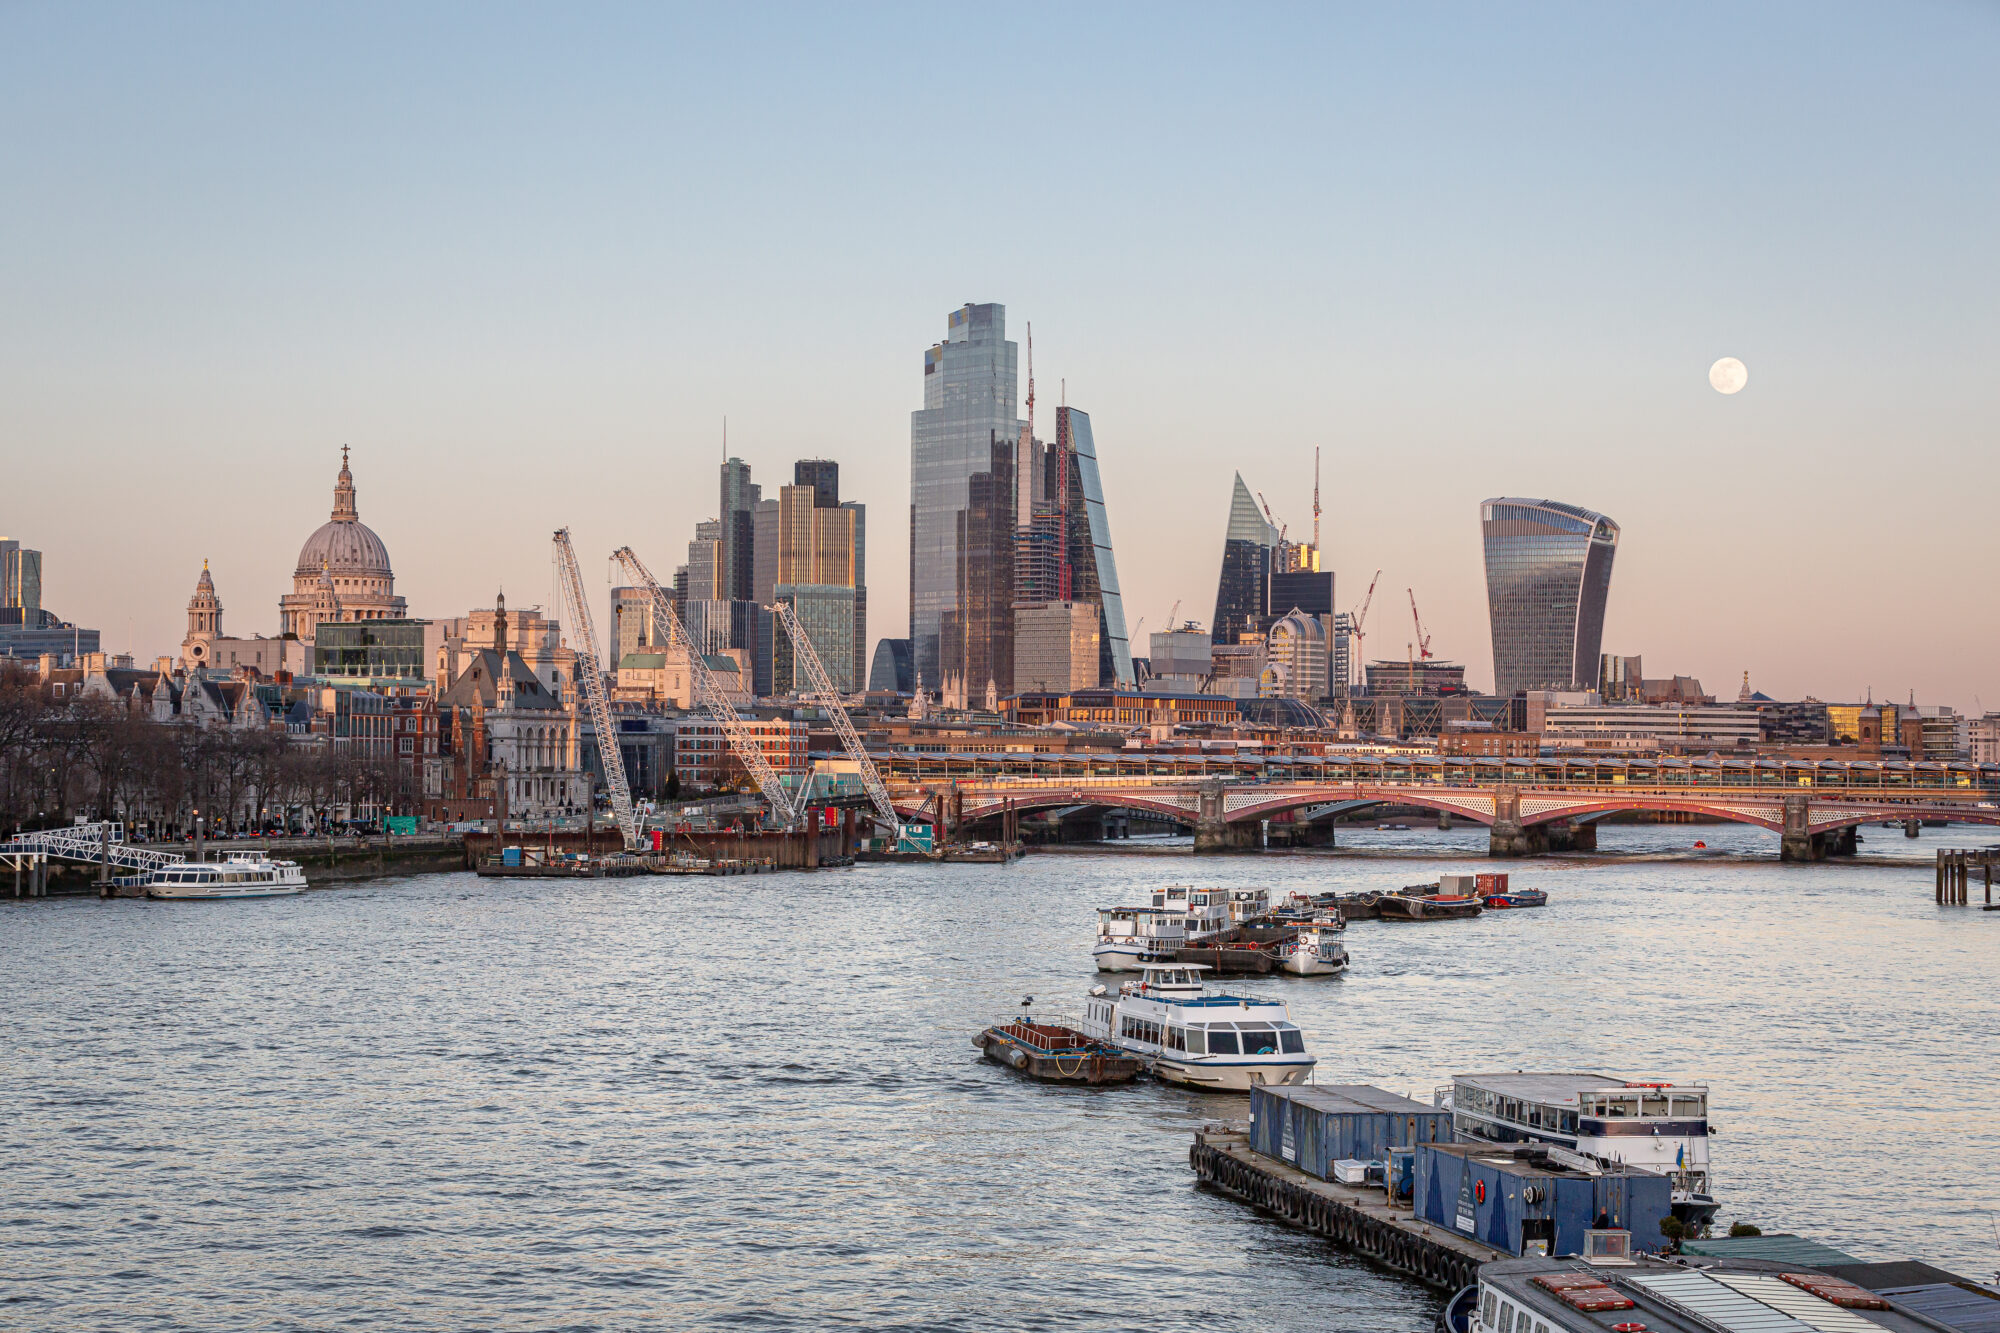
[795,458,839,509]
[1331,611,1354,694]
[759,461,868,694]
[1539,703,1762,754]
[315,619,431,683]
[1364,658,1470,697]
[1598,653,1645,702]
[1013,600,1100,693]
[1011,403,1134,689]
[1212,473,1279,644]
[1262,610,1328,702]
[1480,497,1619,696]
[910,302,1024,688]
[611,587,661,660]
[720,457,760,602]
[868,638,913,694]
[1,539,42,615]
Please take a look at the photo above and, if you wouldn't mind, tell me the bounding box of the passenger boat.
[144,853,308,900]
[1094,886,1234,970]
[1093,905,1186,971]
[1076,964,1317,1090]
[972,1020,1143,1084]
[1276,920,1349,976]
[1483,888,1548,909]
[1435,1071,1719,1230]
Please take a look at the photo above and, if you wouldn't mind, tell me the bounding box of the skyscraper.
[768,465,867,693]
[1057,406,1134,687]
[910,302,1024,688]
[1211,473,1278,644]
[1480,498,1620,696]
[720,457,760,602]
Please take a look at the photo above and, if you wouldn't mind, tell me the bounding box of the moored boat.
[1377,890,1482,920]
[1277,921,1349,975]
[1483,888,1548,909]
[973,1020,1143,1084]
[1436,1071,1719,1231]
[1093,905,1186,971]
[144,853,307,900]
[1077,964,1317,1091]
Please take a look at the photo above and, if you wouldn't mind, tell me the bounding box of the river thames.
[6,824,1998,1330]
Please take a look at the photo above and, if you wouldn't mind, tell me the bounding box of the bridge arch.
[1223,792,1496,826]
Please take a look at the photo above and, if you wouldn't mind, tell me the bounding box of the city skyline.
[5,6,1997,704]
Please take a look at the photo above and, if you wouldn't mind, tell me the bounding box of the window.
[1482,1291,1497,1326]
[1499,1303,1516,1333]
[1280,1030,1305,1054]
[1240,1025,1278,1056]
[1186,1027,1206,1055]
[1207,1030,1240,1055]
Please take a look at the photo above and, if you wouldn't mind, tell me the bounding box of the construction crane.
[610,545,803,830]
[552,529,639,848]
[1349,569,1382,689]
[1165,597,1182,631]
[769,599,901,839]
[1408,588,1435,661]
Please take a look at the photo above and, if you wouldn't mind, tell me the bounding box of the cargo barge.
[973,1021,1143,1084]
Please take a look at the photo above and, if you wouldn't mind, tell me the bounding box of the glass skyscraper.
[910,303,1024,686]
[1480,498,1619,696]
[1211,473,1278,644]
[1059,407,1135,687]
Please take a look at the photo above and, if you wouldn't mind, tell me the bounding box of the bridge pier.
[1829,825,1857,857]
[1195,782,1258,854]
[1781,795,1824,862]
[1905,820,1920,839]
[1488,789,1542,858]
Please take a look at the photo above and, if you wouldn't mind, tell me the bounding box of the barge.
[973,1021,1143,1084]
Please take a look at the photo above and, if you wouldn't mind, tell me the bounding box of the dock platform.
[1190,1122,1502,1291]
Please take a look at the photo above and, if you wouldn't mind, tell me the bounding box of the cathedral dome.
[293,447,394,579]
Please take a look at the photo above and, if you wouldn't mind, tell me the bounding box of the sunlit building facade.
[1212,473,1278,645]
[1480,498,1619,696]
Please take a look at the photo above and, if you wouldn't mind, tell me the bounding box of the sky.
[4,4,1996,704]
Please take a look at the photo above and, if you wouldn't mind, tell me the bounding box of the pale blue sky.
[4,4,1995,702]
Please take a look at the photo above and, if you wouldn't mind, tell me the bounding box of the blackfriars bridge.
[876,754,2000,860]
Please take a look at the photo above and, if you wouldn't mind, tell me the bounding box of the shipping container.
[502,847,523,867]
[1249,1085,1453,1181]
[1475,872,1508,892]
[1411,1142,1674,1257]
[1439,872,1479,894]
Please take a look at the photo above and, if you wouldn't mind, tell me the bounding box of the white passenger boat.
[144,853,308,900]
[1436,1071,1719,1229]
[1093,905,1186,971]
[1277,921,1349,976]
[1077,964,1317,1090]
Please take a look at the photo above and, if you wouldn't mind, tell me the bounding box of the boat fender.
[1008,1048,1028,1070]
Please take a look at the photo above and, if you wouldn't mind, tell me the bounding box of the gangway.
[769,599,902,840]
[610,546,803,830]
[3,822,185,875]
[553,529,640,849]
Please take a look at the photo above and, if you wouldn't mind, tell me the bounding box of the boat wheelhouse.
[1077,963,1317,1091]
[1152,884,1234,941]
[1438,1072,1716,1228]
[144,853,308,900]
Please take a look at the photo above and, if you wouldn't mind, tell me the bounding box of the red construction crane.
[1408,588,1434,661]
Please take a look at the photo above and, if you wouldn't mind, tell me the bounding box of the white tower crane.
[552,528,638,848]
[769,600,902,839]
[1348,568,1382,690]
[610,545,803,829]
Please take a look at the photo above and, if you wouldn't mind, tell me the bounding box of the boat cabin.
[1444,1072,1712,1199]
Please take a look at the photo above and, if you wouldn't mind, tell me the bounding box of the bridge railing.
[4,823,186,872]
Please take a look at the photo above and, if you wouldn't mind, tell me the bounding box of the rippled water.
[6,826,1999,1330]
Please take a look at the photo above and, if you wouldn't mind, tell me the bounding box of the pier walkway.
[1191,1122,1500,1291]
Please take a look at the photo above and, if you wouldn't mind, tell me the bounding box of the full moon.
[1709,356,1748,394]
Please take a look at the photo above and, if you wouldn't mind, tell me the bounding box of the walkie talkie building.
[1480,498,1619,696]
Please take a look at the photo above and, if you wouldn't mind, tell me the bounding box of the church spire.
[332,445,358,521]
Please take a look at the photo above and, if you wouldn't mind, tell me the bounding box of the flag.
[1676,1144,1685,1169]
